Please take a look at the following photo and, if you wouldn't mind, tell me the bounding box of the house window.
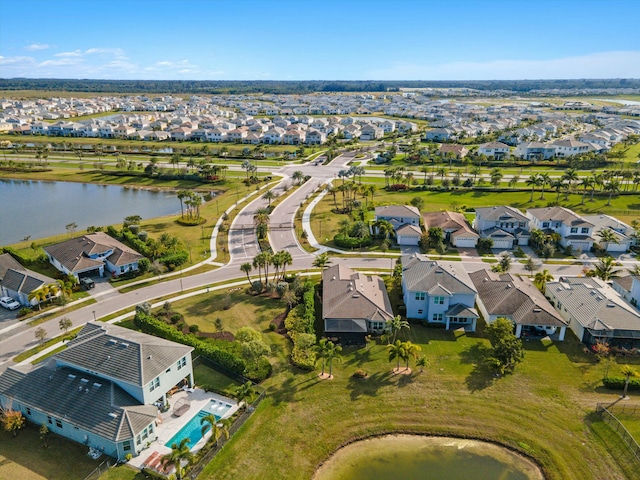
[415,292,426,301]
[136,435,141,445]
[581,228,589,234]
[177,357,187,370]
[148,424,154,434]
[570,227,578,233]
[542,222,549,228]
[47,416,52,425]
[432,313,444,322]
[434,296,445,305]
[150,376,160,392]
[519,222,527,228]
[142,428,148,440]
[417,310,423,315]
[554,223,561,229]
[166,368,171,373]
[123,441,131,452]
[56,419,62,429]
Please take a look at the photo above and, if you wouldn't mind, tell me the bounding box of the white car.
[0,296,20,310]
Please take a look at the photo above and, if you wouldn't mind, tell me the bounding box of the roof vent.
[596,296,603,301]
[533,308,541,313]
[606,303,615,308]
[120,342,129,348]
[80,378,89,383]
[108,339,118,345]
[68,374,76,379]
[108,412,118,419]
[93,383,102,388]
[147,355,152,360]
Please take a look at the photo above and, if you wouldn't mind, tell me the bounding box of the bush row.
[603,376,640,391]
[333,234,372,249]
[134,311,246,375]
[285,280,317,370]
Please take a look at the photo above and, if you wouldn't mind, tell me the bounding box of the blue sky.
[1,0,639,80]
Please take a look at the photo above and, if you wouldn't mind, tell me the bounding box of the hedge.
[284,280,317,369]
[134,311,246,376]
[603,376,640,391]
[333,234,372,249]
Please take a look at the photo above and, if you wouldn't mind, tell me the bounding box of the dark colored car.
[80,277,95,290]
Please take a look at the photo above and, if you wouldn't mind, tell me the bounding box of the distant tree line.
[1,78,639,94]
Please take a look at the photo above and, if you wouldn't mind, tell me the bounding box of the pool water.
[164,399,233,448]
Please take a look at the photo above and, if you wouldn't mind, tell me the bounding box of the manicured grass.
[193,362,245,397]
[0,423,106,480]
[95,464,144,480]
[199,322,639,480]
[613,411,640,441]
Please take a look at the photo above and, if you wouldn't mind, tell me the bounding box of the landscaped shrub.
[333,233,372,249]
[138,257,150,273]
[352,369,368,378]
[137,231,148,242]
[17,307,31,318]
[603,376,640,391]
[157,251,188,270]
[134,311,246,375]
[284,280,317,369]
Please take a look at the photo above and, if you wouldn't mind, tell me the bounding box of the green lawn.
[198,323,640,480]
[0,423,106,480]
[611,410,640,441]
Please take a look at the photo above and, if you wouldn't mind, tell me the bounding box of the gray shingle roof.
[0,361,156,442]
[470,269,566,327]
[322,264,394,323]
[0,253,24,279]
[527,206,593,227]
[0,268,55,296]
[423,211,477,238]
[475,206,528,223]
[375,205,420,219]
[402,254,476,295]
[56,322,193,387]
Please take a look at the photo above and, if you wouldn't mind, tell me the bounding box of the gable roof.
[0,253,24,279]
[55,322,193,387]
[527,206,593,227]
[475,206,528,223]
[423,211,478,238]
[469,269,566,327]
[322,264,394,322]
[401,254,476,296]
[0,268,55,296]
[0,362,156,442]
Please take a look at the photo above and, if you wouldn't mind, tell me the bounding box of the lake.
[314,435,544,480]
[0,179,180,245]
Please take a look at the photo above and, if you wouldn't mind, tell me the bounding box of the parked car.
[80,277,95,290]
[0,296,20,310]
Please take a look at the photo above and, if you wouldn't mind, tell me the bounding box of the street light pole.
[92,310,96,322]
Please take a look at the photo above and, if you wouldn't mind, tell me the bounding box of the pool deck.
[127,388,239,472]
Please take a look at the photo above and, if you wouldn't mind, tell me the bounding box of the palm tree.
[312,252,331,269]
[240,262,253,287]
[350,221,370,239]
[593,256,618,281]
[539,173,551,199]
[597,228,618,251]
[315,338,335,377]
[385,315,410,344]
[326,185,339,210]
[562,169,579,192]
[262,189,277,208]
[235,381,255,407]
[534,269,554,290]
[58,317,72,334]
[402,341,422,371]
[279,250,292,279]
[579,177,594,205]
[387,340,408,372]
[525,174,541,202]
[160,438,192,480]
[374,219,394,240]
[604,180,620,206]
[200,414,230,444]
[292,170,304,185]
[490,168,503,188]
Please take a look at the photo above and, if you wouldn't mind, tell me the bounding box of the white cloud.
[367,51,640,80]
[55,50,84,57]
[24,43,50,51]
[0,55,35,66]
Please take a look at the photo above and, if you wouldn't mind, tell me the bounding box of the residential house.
[360,125,384,141]
[612,275,640,308]
[305,129,326,145]
[44,232,144,280]
[423,128,456,142]
[545,276,640,348]
[583,214,636,252]
[422,211,479,248]
[401,254,478,331]
[375,205,421,245]
[438,144,469,159]
[397,121,418,134]
[474,206,530,248]
[0,322,194,460]
[395,224,423,246]
[477,141,510,160]
[551,138,590,157]
[526,206,594,252]
[322,264,394,345]
[514,142,556,161]
[283,130,305,145]
[263,127,285,144]
[469,269,567,340]
[0,253,56,307]
[170,127,192,141]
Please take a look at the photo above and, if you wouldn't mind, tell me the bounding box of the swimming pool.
[164,399,234,448]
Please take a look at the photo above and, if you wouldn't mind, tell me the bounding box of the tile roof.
[322,264,394,323]
[423,211,478,237]
[475,206,528,223]
[402,254,476,296]
[469,269,566,327]
[527,206,593,227]
[375,205,420,219]
[55,322,193,387]
[548,277,640,333]
[43,232,143,272]
[0,362,156,442]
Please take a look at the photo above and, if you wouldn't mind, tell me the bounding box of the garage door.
[454,237,478,248]
[397,235,419,246]
[491,238,513,249]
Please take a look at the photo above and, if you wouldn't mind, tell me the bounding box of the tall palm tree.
[325,341,343,377]
[387,340,408,371]
[262,189,277,208]
[593,256,618,281]
[385,315,410,344]
[539,173,551,199]
[526,174,541,202]
[374,219,394,240]
[604,180,620,206]
[292,170,304,185]
[240,263,253,287]
[313,252,331,269]
[160,438,192,480]
[235,381,255,407]
[279,250,293,279]
[562,168,579,192]
[402,341,422,370]
[620,365,639,399]
[580,177,594,205]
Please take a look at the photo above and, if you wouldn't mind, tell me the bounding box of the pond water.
[314,435,544,480]
[0,179,179,245]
